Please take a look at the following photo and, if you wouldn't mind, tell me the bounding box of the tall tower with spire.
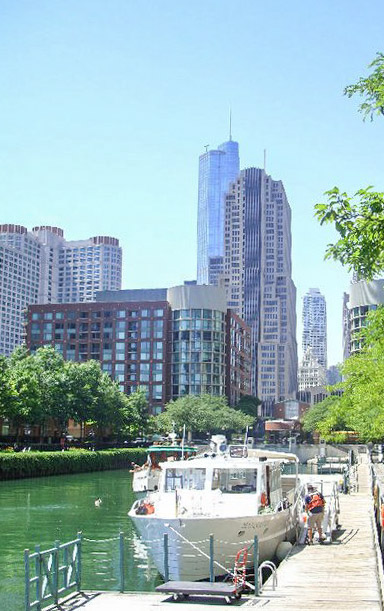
[197,124,240,285]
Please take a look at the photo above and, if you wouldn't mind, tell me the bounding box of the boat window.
[212,468,257,493]
[165,468,206,491]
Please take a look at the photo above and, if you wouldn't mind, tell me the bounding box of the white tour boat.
[128,436,300,581]
[132,432,198,493]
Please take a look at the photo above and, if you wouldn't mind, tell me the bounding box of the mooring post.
[24,549,30,611]
[54,540,60,604]
[119,532,125,592]
[253,535,259,597]
[163,533,169,582]
[209,534,214,582]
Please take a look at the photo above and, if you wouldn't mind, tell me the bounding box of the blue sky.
[1,1,383,366]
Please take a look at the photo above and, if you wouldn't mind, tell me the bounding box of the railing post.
[35,545,41,611]
[163,533,169,582]
[24,549,30,611]
[209,534,214,582]
[77,532,82,591]
[253,535,259,597]
[119,532,125,592]
[54,540,60,603]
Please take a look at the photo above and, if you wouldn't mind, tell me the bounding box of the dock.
[54,455,384,610]
[255,455,383,609]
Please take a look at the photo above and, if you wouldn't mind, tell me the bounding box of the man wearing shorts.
[305,484,325,544]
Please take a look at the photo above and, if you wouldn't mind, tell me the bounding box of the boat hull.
[129,509,296,581]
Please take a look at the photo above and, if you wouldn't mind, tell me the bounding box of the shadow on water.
[0,470,161,611]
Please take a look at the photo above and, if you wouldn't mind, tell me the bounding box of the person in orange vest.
[305,484,325,544]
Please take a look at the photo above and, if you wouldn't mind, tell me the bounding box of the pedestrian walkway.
[253,457,383,609]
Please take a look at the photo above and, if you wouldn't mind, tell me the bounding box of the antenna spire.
[229,108,232,141]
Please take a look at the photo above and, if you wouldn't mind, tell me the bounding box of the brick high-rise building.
[0,224,122,355]
[25,284,251,413]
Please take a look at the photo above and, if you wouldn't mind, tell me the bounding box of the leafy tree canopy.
[344,52,384,121]
[303,308,384,442]
[154,394,253,438]
[315,53,384,280]
[235,395,261,419]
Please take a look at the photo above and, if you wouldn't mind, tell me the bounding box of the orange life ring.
[260,491,268,507]
[380,504,384,528]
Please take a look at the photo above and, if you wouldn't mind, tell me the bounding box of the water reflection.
[0,470,161,611]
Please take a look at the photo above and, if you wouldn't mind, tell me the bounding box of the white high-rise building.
[298,346,326,391]
[221,168,298,411]
[302,288,327,369]
[0,224,122,356]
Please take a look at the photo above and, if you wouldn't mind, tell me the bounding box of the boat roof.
[247,448,298,463]
[159,454,288,470]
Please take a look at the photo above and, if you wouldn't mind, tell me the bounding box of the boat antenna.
[243,426,249,455]
[181,424,186,460]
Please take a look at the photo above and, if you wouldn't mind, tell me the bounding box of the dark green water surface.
[0,470,161,611]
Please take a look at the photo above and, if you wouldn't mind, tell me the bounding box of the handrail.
[24,532,82,611]
[258,560,277,591]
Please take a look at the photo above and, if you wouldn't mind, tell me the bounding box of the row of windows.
[31,308,165,321]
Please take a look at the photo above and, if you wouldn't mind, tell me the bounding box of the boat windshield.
[212,468,257,493]
[165,468,206,491]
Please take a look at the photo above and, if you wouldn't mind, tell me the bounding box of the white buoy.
[276,541,292,561]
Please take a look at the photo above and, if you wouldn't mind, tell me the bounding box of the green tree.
[315,52,384,280]
[302,395,346,437]
[344,52,384,121]
[154,394,253,439]
[0,355,17,419]
[236,395,261,419]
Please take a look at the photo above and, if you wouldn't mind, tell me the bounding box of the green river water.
[0,470,161,611]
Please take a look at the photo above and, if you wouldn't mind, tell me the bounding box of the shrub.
[0,448,147,480]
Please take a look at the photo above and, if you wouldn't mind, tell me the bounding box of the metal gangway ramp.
[254,455,383,610]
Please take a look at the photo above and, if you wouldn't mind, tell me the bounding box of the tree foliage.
[315,187,384,280]
[235,395,261,420]
[315,53,384,280]
[154,394,253,438]
[344,52,384,121]
[303,308,384,442]
[0,346,146,439]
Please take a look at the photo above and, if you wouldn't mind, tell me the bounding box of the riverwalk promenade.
[56,457,383,611]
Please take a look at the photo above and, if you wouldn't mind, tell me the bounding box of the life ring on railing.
[260,492,268,507]
[380,504,384,528]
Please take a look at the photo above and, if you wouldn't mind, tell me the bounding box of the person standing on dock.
[305,484,325,544]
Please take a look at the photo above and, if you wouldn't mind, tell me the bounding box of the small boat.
[132,431,198,493]
[128,436,301,581]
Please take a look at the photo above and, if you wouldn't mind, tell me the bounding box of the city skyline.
[1,2,383,366]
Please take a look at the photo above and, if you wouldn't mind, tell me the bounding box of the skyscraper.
[221,168,298,410]
[302,288,327,369]
[197,136,240,285]
[0,224,122,356]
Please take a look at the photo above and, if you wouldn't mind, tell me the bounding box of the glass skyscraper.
[197,138,240,285]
